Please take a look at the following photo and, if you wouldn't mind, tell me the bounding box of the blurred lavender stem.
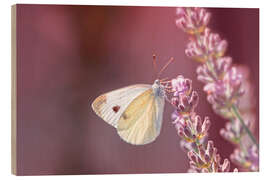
[231,105,258,148]
[193,30,258,148]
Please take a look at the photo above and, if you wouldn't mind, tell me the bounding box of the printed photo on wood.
[11,4,259,175]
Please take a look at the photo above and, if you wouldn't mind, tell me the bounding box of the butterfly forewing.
[91,84,151,128]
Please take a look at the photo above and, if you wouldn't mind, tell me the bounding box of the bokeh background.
[16,4,259,175]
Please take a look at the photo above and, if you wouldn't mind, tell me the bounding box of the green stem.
[239,140,248,156]
[231,104,259,149]
[229,118,249,156]
[195,138,200,147]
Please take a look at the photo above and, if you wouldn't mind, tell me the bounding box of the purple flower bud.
[211,161,218,172]
[202,117,211,134]
[197,75,213,84]
[214,80,227,96]
[196,65,204,75]
[225,67,243,86]
[186,119,193,128]
[189,161,197,169]
[208,34,216,51]
[185,79,192,92]
[216,40,228,55]
[171,97,179,107]
[220,128,235,143]
[171,111,179,121]
[171,75,192,96]
[178,130,185,138]
[206,140,214,157]
[189,91,199,109]
[198,145,206,159]
[203,83,215,94]
[202,13,211,26]
[174,123,182,132]
[188,151,198,163]
[190,11,198,26]
[204,27,210,36]
[178,104,186,112]
[204,154,211,163]
[176,18,188,30]
[176,7,210,34]
[221,159,230,172]
[201,168,209,173]
[206,94,215,104]
[176,7,185,16]
[198,8,206,21]
[216,57,232,75]
[213,148,218,161]
[195,115,202,134]
[183,126,193,139]
[180,140,191,152]
[197,156,205,167]
[188,167,199,173]
[181,95,189,108]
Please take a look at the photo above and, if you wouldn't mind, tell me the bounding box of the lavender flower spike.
[169,75,235,173]
[176,7,211,35]
[175,7,259,171]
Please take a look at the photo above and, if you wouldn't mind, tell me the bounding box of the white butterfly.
[92,80,166,145]
[91,56,173,145]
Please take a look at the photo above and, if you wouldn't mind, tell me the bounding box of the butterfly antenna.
[157,57,174,78]
[152,54,158,80]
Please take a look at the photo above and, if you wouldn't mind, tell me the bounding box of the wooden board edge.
[11,4,17,175]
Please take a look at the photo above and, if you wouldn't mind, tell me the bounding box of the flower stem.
[239,140,248,156]
[231,104,259,149]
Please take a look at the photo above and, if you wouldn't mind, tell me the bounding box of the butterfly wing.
[91,84,151,128]
[117,88,165,145]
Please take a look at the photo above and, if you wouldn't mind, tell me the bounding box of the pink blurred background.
[16,4,259,175]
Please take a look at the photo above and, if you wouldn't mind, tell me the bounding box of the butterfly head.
[154,79,161,85]
[152,79,165,97]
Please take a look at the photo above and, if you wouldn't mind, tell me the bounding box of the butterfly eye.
[112,105,120,113]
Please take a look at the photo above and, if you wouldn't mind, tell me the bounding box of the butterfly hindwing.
[91,84,151,128]
[117,89,165,145]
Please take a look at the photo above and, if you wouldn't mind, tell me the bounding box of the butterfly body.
[91,79,165,145]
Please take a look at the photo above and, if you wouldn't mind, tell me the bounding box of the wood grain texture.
[11,4,17,175]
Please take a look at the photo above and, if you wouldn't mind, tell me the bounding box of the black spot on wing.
[112,105,120,113]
